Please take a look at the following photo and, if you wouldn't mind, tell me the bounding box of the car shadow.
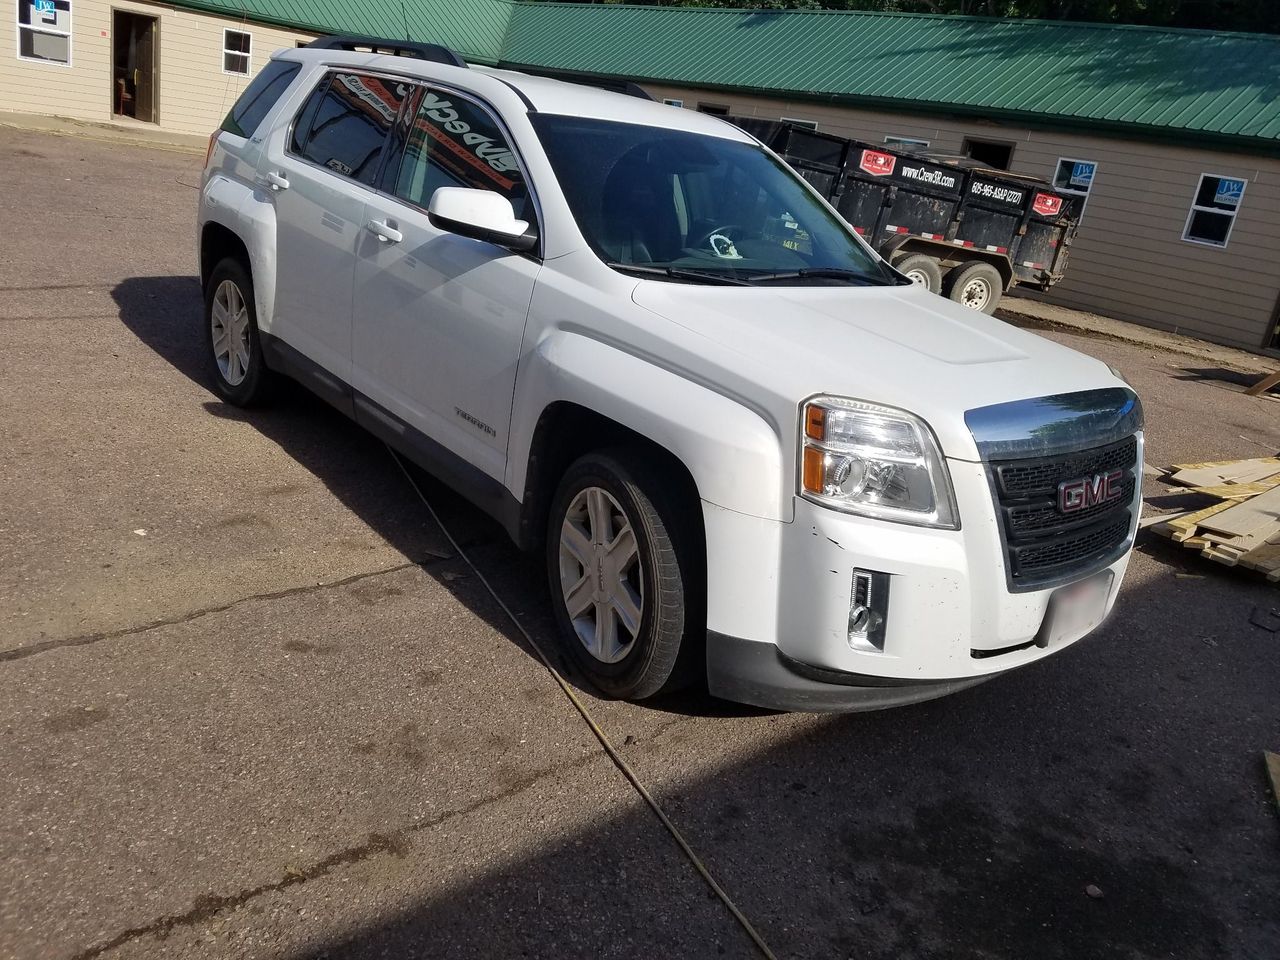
[270,558,1280,960]
[110,274,765,718]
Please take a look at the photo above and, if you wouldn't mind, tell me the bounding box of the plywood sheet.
[1197,486,1280,539]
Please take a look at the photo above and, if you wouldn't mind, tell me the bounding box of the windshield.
[530,114,901,286]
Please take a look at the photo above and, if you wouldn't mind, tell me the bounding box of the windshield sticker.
[708,233,743,259]
[859,149,896,177]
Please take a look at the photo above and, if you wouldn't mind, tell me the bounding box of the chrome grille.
[988,436,1138,590]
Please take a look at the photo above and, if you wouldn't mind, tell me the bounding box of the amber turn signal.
[805,404,826,440]
[802,446,825,493]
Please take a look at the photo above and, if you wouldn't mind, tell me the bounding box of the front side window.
[16,0,71,66]
[392,88,528,213]
[530,114,898,286]
[290,72,408,185]
[220,59,299,138]
[223,29,251,75]
[1052,158,1097,221]
[1182,173,1246,248]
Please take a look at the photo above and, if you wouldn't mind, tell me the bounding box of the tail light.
[204,130,219,169]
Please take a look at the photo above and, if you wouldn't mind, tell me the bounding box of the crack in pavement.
[68,750,607,960]
[0,557,451,665]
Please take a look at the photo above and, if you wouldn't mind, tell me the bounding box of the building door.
[112,11,158,123]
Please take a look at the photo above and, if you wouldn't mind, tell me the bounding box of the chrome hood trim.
[964,388,1144,461]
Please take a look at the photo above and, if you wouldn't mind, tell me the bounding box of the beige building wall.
[646,83,1280,353]
[1,0,315,136]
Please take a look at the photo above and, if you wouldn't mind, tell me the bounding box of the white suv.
[198,37,1143,711]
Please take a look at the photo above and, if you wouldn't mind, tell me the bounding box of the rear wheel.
[546,449,700,700]
[893,253,943,294]
[204,257,272,406]
[944,261,1003,314]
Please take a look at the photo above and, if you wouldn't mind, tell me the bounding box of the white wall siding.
[0,0,314,136]
[647,83,1280,352]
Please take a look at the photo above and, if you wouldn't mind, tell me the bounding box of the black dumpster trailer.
[729,117,1078,314]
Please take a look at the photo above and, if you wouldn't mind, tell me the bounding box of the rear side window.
[289,72,408,185]
[220,60,300,138]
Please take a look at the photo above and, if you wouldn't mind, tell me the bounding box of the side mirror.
[427,187,537,253]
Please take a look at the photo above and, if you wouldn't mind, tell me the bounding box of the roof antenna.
[400,0,410,41]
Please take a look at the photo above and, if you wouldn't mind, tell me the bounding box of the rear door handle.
[264,171,289,191]
[366,219,403,244]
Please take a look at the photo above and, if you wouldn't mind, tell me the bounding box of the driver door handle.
[263,171,289,191]
[366,219,403,244]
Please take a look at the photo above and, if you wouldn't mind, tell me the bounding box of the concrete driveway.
[0,127,1277,960]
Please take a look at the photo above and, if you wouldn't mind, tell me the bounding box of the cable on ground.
[387,446,778,960]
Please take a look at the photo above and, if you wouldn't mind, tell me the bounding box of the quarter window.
[392,89,528,212]
[1052,158,1097,221]
[223,29,251,75]
[290,73,408,185]
[16,0,71,66]
[220,60,299,138]
[1182,173,1246,248]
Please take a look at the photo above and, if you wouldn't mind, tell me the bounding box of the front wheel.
[546,450,700,700]
[944,261,1003,314]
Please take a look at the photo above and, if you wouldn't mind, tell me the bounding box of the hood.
[630,281,1125,462]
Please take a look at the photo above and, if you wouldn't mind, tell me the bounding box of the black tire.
[545,449,702,700]
[893,253,943,294]
[203,257,272,406]
[943,260,1003,314]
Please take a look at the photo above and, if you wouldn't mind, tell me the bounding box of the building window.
[17,0,72,66]
[223,29,251,75]
[1182,173,1246,248]
[662,98,684,108]
[885,135,930,150]
[1052,158,1097,221]
[781,117,818,130]
[697,103,729,116]
[963,137,1014,170]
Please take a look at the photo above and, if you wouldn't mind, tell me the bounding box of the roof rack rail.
[306,35,467,68]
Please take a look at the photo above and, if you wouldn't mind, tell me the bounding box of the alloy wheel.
[211,278,252,386]
[557,486,644,664]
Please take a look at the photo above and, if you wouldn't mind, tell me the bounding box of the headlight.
[800,396,959,529]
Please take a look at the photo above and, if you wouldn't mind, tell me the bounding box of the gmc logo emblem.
[1058,469,1124,513]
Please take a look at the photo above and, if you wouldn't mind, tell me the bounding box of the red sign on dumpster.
[1032,193,1063,216]
[859,149,896,177]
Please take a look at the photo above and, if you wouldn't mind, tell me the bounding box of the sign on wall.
[1214,178,1245,208]
[1069,161,1096,189]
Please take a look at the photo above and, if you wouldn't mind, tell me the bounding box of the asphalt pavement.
[1,127,1277,960]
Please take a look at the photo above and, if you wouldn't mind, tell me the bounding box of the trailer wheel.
[944,261,1003,314]
[893,254,943,294]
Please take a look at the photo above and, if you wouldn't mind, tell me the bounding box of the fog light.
[849,569,890,650]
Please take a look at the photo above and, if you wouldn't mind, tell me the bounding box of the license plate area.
[1035,570,1114,648]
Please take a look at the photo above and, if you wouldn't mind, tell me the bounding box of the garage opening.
[112,11,158,123]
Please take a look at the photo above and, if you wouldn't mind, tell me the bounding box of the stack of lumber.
[1145,457,1280,580]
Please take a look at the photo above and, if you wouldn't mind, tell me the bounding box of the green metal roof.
[502,5,1280,150]
[169,1,1280,151]
[172,0,514,64]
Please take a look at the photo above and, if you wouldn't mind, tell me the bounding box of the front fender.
[509,330,791,522]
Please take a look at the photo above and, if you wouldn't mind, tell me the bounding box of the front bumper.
[701,456,1136,710]
[707,631,995,712]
